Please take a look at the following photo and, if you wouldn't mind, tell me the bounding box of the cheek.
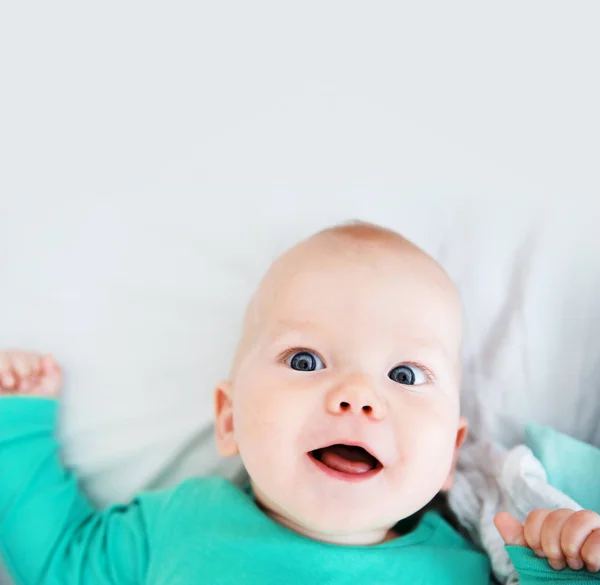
[392,398,459,474]
[233,381,280,446]
[231,367,307,466]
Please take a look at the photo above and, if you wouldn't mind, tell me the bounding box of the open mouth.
[309,444,382,480]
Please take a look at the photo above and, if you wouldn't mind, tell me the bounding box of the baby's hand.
[0,351,62,398]
[495,509,600,573]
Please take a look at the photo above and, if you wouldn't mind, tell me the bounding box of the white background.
[1,0,599,531]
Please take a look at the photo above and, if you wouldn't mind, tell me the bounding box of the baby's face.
[216,233,466,544]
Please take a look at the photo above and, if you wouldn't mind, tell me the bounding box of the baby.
[1,222,599,585]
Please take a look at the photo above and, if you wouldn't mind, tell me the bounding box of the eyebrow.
[267,321,323,344]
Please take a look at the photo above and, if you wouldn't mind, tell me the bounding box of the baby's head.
[215,222,467,545]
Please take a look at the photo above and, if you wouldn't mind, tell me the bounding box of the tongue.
[319,445,376,474]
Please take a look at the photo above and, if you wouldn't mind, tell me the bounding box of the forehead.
[257,247,460,348]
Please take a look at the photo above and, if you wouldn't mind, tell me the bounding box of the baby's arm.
[0,350,151,585]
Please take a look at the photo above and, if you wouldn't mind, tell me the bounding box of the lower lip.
[308,453,382,483]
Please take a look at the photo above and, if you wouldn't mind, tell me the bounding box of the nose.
[325,374,387,421]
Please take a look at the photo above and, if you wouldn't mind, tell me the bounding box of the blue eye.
[286,351,324,372]
[388,364,428,386]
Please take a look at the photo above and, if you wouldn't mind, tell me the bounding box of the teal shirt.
[0,398,597,585]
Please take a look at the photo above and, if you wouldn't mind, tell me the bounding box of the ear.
[214,381,239,457]
[441,416,468,491]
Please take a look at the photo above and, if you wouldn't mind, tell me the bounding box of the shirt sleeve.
[0,397,152,585]
[507,546,600,584]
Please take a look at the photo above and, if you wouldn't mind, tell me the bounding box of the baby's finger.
[41,354,60,375]
[495,512,527,547]
[524,509,552,557]
[0,353,14,383]
[9,352,31,378]
[581,527,600,573]
[560,510,600,570]
[540,509,575,570]
[0,372,17,390]
[26,353,42,376]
